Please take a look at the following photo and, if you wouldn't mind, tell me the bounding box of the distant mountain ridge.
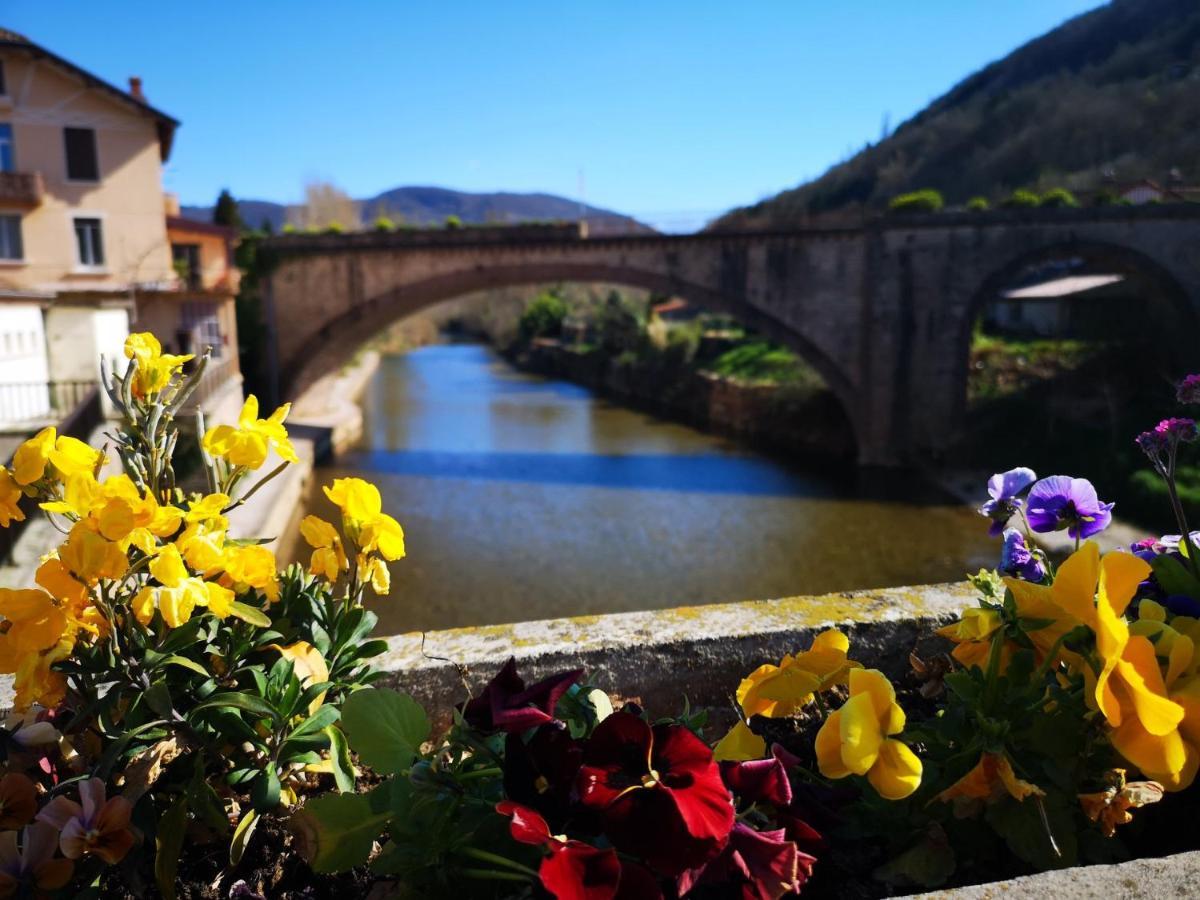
[716,0,1200,228]
[183,186,650,235]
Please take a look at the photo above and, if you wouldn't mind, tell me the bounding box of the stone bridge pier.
[260,206,1200,467]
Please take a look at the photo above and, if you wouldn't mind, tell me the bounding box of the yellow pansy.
[736,629,859,719]
[713,721,767,763]
[935,752,1044,813]
[0,467,25,528]
[270,641,330,712]
[300,515,348,582]
[815,668,922,800]
[1079,770,1164,838]
[124,332,193,399]
[202,396,297,470]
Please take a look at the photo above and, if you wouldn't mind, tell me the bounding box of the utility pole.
[577,168,588,238]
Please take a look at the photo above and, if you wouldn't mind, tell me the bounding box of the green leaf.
[325,725,355,793]
[160,655,211,677]
[251,768,281,811]
[155,796,189,900]
[192,692,278,720]
[1151,554,1200,600]
[354,639,390,660]
[230,601,272,627]
[144,683,174,718]
[341,689,430,775]
[292,791,391,873]
[230,808,258,866]
[286,705,340,743]
[874,825,955,889]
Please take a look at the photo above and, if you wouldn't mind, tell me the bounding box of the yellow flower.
[219,544,280,603]
[11,631,73,711]
[0,467,25,528]
[943,583,1076,674]
[124,332,192,398]
[185,493,230,524]
[11,427,54,485]
[736,629,859,718]
[202,396,297,470]
[1078,769,1164,838]
[175,520,227,571]
[360,555,390,595]
[132,545,235,628]
[0,589,69,667]
[36,559,106,640]
[815,668,922,800]
[58,525,128,585]
[300,515,348,581]
[935,752,1044,813]
[270,641,330,712]
[713,721,767,762]
[322,478,406,561]
[1016,543,1193,788]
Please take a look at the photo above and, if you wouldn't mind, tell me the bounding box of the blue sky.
[7,1,1100,230]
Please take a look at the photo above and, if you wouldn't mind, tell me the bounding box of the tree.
[260,218,275,235]
[291,180,360,231]
[213,189,243,231]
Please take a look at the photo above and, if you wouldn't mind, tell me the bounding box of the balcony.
[0,171,44,207]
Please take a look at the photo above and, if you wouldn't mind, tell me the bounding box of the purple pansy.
[999,528,1046,583]
[1177,374,1200,405]
[1025,476,1114,539]
[979,467,1037,536]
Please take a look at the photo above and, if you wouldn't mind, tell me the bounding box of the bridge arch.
[950,237,1200,430]
[278,260,864,454]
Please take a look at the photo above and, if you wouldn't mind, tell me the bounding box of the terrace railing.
[0,380,99,428]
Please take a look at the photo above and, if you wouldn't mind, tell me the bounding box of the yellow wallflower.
[11,427,54,485]
[185,493,230,524]
[175,520,227,571]
[11,631,74,711]
[300,515,347,581]
[815,668,922,800]
[35,559,106,640]
[44,474,183,545]
[713,721,767,762]
[0,589,70,667]
[202,396,297,470]
[12,427,104,487]
[736,629,859,718]
[935,752,1044,814]
[58,525,128,585]
[124,332,193,399]
[219,544,280,602]
[0,467,25,527]
[132,545,234,628]
[322,478,406,561]
[359,555,390,595]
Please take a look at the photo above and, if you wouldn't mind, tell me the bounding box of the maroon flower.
[678,823,813,900]
[496,801,628,900]
[577,712,734,876]
[461,658,583,734]
[720,755,792,807]
[505,723,584,827]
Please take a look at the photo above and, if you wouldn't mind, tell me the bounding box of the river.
[298,342,996,634]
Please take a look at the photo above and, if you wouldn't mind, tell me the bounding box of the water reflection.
[300,343,996,633]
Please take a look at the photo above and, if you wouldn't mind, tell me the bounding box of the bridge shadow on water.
[347,447,958,505]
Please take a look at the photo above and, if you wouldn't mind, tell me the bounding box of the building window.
[63,127,99,181]
[0,214,22,260]
[0,61,7,96]
[172,243,202,290]
[73,217,104,267]
[182,301,224,358]
[0,124,13,173]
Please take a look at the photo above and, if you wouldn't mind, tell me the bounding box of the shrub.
[1039,187,1079,208]
[373,216,396,232]
[1002,188,1042,208]
[281,223,298,234]
[324,221,346,234]
[966,196,990,211]
[887,189,944,213]
[0,335,401,894]
[1092,189,1119,206]
[519,290,567,339]
[444,214,463,229]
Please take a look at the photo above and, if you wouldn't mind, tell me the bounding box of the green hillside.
[717,0,1200,228]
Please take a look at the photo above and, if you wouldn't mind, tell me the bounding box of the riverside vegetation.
[0,336,1198,895]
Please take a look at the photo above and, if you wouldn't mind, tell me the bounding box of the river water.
[299,343,996,634]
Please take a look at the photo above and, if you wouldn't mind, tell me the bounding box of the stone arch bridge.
[260,206,1200,466]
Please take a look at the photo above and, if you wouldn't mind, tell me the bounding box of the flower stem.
[460,847,540,878]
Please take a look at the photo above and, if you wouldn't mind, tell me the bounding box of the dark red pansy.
[505,722,583,827]
[677,823,813,900]
[496,801,623,900]
[577,712,734,876]
[461,658,583,733]
[720,755,792,807]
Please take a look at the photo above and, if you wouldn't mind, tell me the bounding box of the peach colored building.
[0,28,240,427]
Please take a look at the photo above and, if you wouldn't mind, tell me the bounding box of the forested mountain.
[717,0,1200,228]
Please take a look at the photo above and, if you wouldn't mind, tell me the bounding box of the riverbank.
[508,338,857,464]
